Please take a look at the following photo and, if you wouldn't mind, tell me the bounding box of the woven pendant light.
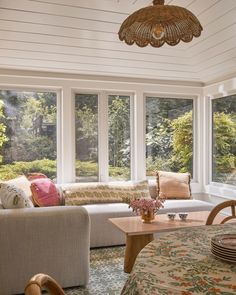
[118,0,203,48]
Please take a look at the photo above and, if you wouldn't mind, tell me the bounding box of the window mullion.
[61,87,75,183]
[133,91,146,180]
[98,92,109,182]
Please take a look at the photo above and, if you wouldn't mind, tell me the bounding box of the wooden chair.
[25,274,65,295]
[206,200,236,225]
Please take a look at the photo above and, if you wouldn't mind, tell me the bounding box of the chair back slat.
[206,200,236,225]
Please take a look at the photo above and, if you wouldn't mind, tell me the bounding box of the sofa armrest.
[0,206,90,295]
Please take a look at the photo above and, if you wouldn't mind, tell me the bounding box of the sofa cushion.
[0,183,34,209]
[31,178,61,207]
[159,199,213,213]
[63,180,151,206]
[157,171,191,199]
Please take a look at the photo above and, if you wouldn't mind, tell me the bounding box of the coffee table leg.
[124,233,154,273]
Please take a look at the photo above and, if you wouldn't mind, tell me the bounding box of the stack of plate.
[211,234,236,263]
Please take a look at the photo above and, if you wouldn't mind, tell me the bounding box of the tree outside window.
[212,95,236,185]
[0,90,57,180]
[146,97,193,177]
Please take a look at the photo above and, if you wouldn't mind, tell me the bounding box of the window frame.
[144,93,198,182]
[73,90,134,182]
[0,86,62,182]
[209,94,236,188]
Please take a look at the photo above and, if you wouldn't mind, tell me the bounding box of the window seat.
[83,196,213,248]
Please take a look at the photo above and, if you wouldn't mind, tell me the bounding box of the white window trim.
[99,92,108,182]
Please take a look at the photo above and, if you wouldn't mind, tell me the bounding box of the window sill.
[205,182,236,200]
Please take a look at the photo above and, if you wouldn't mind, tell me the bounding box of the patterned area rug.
[64,246,128,295]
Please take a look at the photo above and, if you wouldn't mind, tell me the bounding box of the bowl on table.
[179,212,188,220]
[167,212,176,220]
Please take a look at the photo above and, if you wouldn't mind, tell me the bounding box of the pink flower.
[129,197,165,215]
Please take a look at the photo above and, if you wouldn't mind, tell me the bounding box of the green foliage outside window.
[146,97,193,176]
[0,91,57,180]
[0,90,235,186]
[108,96,130,180]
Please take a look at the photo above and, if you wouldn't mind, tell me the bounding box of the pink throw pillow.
[31,178,61,207]
[27,173,47,181]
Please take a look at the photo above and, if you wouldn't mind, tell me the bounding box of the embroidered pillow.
[5,175,32,200]
[0,183,34,209]
[156,171,191,199]
[31,178,61,207]
[63,180,151,206]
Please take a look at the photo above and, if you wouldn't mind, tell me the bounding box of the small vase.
[141,211,155,223]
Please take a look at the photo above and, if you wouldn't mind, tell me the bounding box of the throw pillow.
[27,173,47,181]
[31,178,61,207]
[0,183,34,209]
[63,180,151,206]
[5,175,32,200]
[156,171,191,199]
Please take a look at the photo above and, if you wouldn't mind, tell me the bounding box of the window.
[108,95,131,181]
[146,96,193,177]
[75,93,132,182]
[75,93,98,182]
[212,95,236,185]
[0,90,57,180]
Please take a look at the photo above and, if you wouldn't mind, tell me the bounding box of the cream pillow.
[5,175,32,200]
[157,171,191,199]
[0,183,34,209]
[63,180,151,206]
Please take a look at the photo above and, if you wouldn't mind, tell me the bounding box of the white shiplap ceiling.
[0,0,236,85]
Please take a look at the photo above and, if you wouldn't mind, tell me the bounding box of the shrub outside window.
[0,90,57,180]
[212,95,236,185]
[146,97,193,177]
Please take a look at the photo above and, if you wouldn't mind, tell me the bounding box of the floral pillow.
[0,183,34,209]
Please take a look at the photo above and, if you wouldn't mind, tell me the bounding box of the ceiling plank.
[0,0,126,23]
[0,57,200,79]
[0,39,190,65]
[0,48,193,72]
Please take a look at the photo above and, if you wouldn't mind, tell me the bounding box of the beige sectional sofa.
[0,206,90,295]
[0,180,214,294]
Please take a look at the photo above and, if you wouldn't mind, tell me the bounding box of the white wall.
[1,69,235,199]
